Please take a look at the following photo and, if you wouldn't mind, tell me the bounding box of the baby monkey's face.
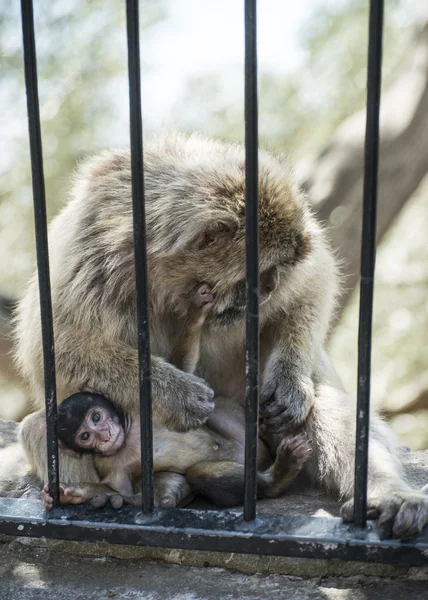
[75,405,125,456]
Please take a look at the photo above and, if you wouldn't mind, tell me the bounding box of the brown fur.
[37,284,310,509]
[16,132,428,537]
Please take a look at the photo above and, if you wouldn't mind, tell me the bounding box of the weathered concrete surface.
[1,418,427,587]
[1,541,427,600]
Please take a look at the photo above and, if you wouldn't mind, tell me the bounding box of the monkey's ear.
[191,219,238,251]
[58,439,81,459]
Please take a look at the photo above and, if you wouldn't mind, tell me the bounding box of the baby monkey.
[44,283,312,509]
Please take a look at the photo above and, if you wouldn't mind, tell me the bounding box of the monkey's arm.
[170,325,203,374]
[260,301,319,433]
[29,324,215,432]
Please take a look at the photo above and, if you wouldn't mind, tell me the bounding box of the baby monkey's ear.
[192,218,239,251]
[79,385,109,400]
[58,439,81,459]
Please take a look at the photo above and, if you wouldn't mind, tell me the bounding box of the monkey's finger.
[286,432,310,450]
[91,494,109,509]
[292,445,313,459]
[377,495,402,539]
[339,499,354,522]
[260,400,284,418]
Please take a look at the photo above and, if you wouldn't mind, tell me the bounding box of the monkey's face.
[75,405,126,456]
[147,138,312,327]
[207,265,280,328]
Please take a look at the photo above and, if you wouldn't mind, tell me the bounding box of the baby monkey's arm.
[170,283,214,374]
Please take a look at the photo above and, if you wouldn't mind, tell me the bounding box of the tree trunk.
[298,19,428,316]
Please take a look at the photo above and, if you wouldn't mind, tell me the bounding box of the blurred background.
[1,0,427,450]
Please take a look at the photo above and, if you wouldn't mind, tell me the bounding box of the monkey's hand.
[155,362,215,431]
[259,372,314,434]
[341,489,428,539]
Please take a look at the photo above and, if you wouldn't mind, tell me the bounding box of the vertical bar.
[126,0,154,514]
[244,0,259,522]
[353,0,384,528]
[20,0,59,507]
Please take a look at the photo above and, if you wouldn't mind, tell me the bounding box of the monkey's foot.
[90,493,123,510]
[154,472,193,509]
[278,431,313,471]
[41,483,89,510]
[41,484,123,510]
[341,490,428,539]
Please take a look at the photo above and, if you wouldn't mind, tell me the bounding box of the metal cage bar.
[126,0,154,514]
[353,0,384,528]
[20,0,60,508]
[243,0,260,523]
[2,0,426,567]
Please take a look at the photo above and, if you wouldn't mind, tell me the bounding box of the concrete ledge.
[1,418,427,584]
[1,537,428,600]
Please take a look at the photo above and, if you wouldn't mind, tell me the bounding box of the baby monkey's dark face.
[57,392,126,456]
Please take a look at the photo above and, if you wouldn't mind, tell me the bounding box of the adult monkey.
[16,133,427,538]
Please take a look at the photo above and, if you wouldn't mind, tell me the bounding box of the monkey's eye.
[80,432,90,441]
[92,412,101,423]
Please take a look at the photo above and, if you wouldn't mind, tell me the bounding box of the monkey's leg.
[170,284,214,374]
[45,329,215,432]
[186,435,312,508]
[305,380,428,539]
[41,482,123,510]
[123,473,194,508]
[261,432,313,498]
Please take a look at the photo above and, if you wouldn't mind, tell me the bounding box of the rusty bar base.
[0,498,427,566]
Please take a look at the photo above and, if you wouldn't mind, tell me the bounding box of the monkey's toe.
[109,494,124,510]
[340,498,379,524]
[160,495,177,508]
[40,488,54,510]
[91,494,109,509]
[279,432,313,464]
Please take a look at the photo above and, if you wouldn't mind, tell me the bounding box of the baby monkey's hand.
[193,283,215,315]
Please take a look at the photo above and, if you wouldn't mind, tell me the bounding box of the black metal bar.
[1,499,427,566]
[20,0,59,508]
[354,0,384,528]
[126,0,154,515]
[244,0,259,522]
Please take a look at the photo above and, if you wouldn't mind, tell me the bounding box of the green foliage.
[173,0,415,158]
[0,0,164,295]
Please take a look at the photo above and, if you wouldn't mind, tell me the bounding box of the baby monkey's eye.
[81,432,90,441]
[92,412,101,423]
